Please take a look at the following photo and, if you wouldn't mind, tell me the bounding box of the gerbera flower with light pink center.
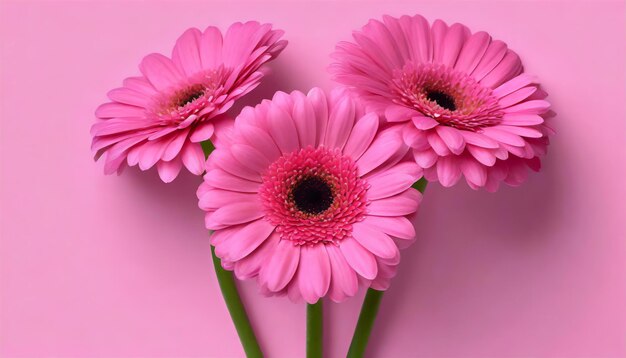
[331,15,554,191]
[197,88,422,303]
[91,22,287,182]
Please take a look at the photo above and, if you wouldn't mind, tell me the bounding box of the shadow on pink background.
[1,1,625,357]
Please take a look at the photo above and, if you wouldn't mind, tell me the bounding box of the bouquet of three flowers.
[92,14,552,357]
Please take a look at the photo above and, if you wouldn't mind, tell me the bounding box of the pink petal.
[498,87,537,108]
[163,130,190,161]
[107,88,151,108]
[493,74,536,98]
[368,189,421,216]
[362,216,415,241]
[261,239,300,291]
[460,130,499,149]
[367,170,417,200]
[234,233,279,280]
[498,125,543,138]
[412,116,439,130]
[95,102,145,119]
[403,124,430,150]
[172,28,203,76]
[139,53,183,92]
[198,189,256,211]
[440,23,468,67]
[122,76,157,96]
[501,113,544,126]
[479,50,522,89]
[503,100,551,115]
[231,143,270,174]
[292,94,317,147]
[326,245,358,302]
[298,246,331,303]
[340,237,378,280]
[210,150,262,182]
[238,123,281,162]
[205,200,264,229]
[436,126,465,154]
[461,158,488,187]
[190,122,215,142]
[467,145,496,167]
[454,31,491,74]
[181,142,206,175]
[103,152,126,175]
[308,88,329,146]
[470,40,507,82]
[384,104,415,122]
[218,218,275,262]
[268,105,299,153]
[157,157,183,183]
[343,113,379,159]
[427,131,451,156]
[324,96,355,149]
[436,156,462,187]
[431,19,449,63]
[351,222,399,259]
[205,169,260,192]
[357,127,403,175]
[200,26,223,69]
[413,149,438,168]
[401,14,431,63]
[481,127,526,147]
[138,138,169,170]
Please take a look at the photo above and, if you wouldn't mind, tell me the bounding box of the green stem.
[203,141,262,357]
[346,289,384,358]
[347,178,428,358]
[306,301,324,358]
[211,246,263,358]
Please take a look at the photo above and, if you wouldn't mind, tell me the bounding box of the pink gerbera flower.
[91,22,287,182]
[331,15,554,191]
[197,88,422,303]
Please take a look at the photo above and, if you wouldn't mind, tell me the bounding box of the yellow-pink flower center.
[393,63,503,131]
[148,68,227,125]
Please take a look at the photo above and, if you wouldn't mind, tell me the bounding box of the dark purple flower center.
[291,176,334,214]
[177,88,205,107]
[426,89,456,111]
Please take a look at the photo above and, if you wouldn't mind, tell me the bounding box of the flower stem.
[346,289,384,358]
[307,301,324,358]
[211,246,263,358]
[203,141,262,357]
[347,178,428,358]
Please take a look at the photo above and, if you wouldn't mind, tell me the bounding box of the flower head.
[331,15,554,191]
[197,88,422,303]
[91,22,287,182]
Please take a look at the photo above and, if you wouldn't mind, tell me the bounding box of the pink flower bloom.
[331,15,554,191]
[91,22,287,182]
[197,88,422,303]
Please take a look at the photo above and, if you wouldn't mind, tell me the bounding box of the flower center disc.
[394,63,503,131]
[291,176,334,215]
[177,89,205,107]
[259,147,369,245]
[426,90,456,111]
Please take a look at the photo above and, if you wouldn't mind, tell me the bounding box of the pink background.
[1,0,625,357]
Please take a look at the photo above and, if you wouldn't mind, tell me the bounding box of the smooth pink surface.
[1,1,624,357]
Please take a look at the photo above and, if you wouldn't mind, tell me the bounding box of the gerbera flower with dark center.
[331,15,554,191]
[197,88,422,303]
[91,22,287,182]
